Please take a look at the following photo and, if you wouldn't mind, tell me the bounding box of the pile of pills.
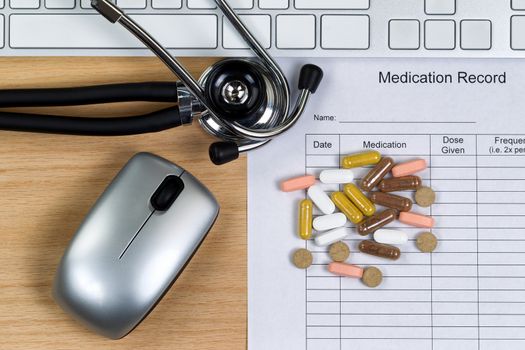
[282,150,438,288]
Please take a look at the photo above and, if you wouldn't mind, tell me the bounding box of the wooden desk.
[0,57,247,350]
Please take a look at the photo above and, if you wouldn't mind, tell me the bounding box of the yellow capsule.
[298,199,313,240]
[330,192,364,224]
[342,150,381,169]
[343,183,376,217]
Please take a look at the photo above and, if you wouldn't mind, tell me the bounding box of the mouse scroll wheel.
[150,175,185,211]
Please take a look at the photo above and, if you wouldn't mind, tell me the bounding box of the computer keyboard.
[3,0,525,57]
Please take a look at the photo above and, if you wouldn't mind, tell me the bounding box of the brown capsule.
[359,240,401,260]
[378,175,422,192]
[369,192,413,212]
[360,157,395,192]
[357,209,398,236]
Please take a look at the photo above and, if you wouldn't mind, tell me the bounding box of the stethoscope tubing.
[0,82,179,107]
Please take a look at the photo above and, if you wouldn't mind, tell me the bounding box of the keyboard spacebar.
[10,14,218,49]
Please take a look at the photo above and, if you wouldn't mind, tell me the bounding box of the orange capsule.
[399,211,435,228]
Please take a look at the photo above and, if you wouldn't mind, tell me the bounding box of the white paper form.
[248,58,525,350]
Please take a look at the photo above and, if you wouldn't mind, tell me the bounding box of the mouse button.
[118,172,218,286]
[150,175,185,211]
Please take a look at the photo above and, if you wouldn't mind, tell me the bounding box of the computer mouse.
[53,153,219,339]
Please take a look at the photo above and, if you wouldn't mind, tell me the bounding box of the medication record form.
[248,58,525,350]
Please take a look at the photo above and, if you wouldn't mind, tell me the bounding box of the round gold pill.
[362,266,383,288]
[416,232,438,253]
[329,242,350,262]
[415,187,436,207]
[292,248,313,269]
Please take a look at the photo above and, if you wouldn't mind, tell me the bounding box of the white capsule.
[313,213,347,231]
[319,169,354,184]
[307,185,335,215]
[373,229,408,245]
[314,227,349,247]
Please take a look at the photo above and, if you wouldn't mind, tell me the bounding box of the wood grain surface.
[0,57,247,350]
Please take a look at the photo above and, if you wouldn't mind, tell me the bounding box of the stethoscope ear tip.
[209,141,240,165]
[298,64,324,94]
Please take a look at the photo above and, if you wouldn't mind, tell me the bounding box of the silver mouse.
[53,153,219,339]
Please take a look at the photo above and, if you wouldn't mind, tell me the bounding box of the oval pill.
[360,157,394,191]
[307,185,335,215]
[314,227,349,247]
[313,213,347,231]
[342,150,381,169]
[392,159,427,178]
[369,192,413,212]
[357,209,397,236]
[359,240,401,260]
[281,175,316,192]
[319,169,354,184]
[343,183,376,217]
[328,262,364,278]
[298,199,313,240]
[399,211,435,228]
[330,192,364,224]
[374,229,408,245]
[378,175,422,192]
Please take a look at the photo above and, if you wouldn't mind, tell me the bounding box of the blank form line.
[306,338,520,341]
[339,121,477,124]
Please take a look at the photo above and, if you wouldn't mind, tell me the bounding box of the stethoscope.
[0,0,323,165]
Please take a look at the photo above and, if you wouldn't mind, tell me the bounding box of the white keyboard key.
[389,20,420,50]
[425,0,456,15]
[259,0,288,9]
[152,0,182,8]
[116,0,146,8]
[511,16,525,50]
[228,0,253,8]
[0,0,4,8]
[10,0,39,8]
[80,0,92,8]
[188,0,214,8]
[295,0,368,9]
[460,20,491,50]
[46,0,74,8]
[425,20,456,50]
[188,0,252,9]
[223,15,271,49]
[0,16,3,48]
[321,15,369,49]
[512,0,525,10]
[276,15,315,49]
[10,15,217,49]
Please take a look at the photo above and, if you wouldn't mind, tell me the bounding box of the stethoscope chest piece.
[202,59,267,124]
